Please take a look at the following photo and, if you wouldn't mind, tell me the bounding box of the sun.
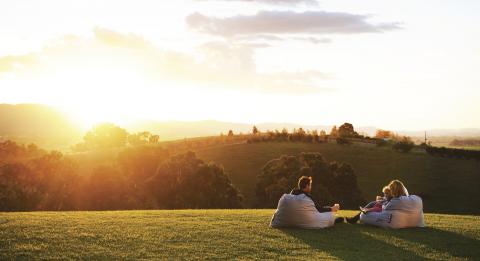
[35,61,151,130]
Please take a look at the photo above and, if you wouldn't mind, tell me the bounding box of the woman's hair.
[388,180,409,198]
[298,176,312,190]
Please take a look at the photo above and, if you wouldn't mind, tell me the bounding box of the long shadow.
[379,226,480,259]
[279,223,428,261]
[278,223,479,261]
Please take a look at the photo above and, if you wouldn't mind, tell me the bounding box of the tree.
[149,134,160,144]
[227,130,234,137]
[375,129,393,139]
[83,166,130,210]
[338,123,358,138]
[256,152,364,209]
[252,126,259,135]
[330,125,338,137]
[146,152,242,209]
[83,123,128,149]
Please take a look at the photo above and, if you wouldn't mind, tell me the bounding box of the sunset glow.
[1,0,479,130]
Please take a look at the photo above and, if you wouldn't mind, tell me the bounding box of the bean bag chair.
[359,195,425,229]
[270,193,335,229]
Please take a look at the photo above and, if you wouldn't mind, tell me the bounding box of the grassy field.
[194,142,480,214]
[0,210,479,260]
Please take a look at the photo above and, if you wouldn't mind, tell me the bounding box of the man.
[290,176,344,223]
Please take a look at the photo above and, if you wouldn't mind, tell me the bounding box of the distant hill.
[0,104,82,149]
[1,103,480,148]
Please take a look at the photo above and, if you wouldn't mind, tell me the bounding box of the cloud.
[0,28,331,94]
[186,10,401,37]
[93,27,150,49]
[0,54,38,73]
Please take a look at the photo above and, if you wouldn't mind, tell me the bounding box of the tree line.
[243,123,417,153]
[0,140,242,211]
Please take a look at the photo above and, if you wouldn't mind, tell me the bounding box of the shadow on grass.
[279,223,479,261]
[384,226,480,259]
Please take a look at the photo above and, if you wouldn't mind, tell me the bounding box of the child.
[346,186,393,224]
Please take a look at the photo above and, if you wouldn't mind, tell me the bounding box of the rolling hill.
[194,142,480,214]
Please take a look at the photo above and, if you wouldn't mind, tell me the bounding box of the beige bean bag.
[359,195,425,229]
[270,193,335,229]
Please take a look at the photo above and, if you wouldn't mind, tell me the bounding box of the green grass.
[0,210,479,260]
[194,142,480,214]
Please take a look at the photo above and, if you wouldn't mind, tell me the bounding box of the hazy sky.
[0,0,479,130]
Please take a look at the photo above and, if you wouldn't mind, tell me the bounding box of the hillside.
[0,104,82,149]
[0,210,478,260]
[195,142,480,214]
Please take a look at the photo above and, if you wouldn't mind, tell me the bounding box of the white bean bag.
[270,193,335,229]
[359,195,425,229]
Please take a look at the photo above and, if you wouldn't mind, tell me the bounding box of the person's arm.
[307,193,333,212]
[317,206,333,213]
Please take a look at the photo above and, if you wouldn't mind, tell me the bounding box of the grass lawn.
[1,210,479,260]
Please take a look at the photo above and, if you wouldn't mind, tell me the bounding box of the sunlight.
[36,60,150,130]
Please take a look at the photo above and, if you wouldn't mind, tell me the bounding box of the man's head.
[298,176,312,193]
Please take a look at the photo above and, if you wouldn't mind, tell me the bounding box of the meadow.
[1,210,479,260]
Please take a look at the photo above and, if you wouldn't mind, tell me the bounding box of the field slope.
[194,142,480,214]
[0,210,479,260]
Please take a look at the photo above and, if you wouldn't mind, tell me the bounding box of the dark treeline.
[245,123,417,154]
[256,152,364,209]
[426,146,480,161]
[0,140,242,211]
[246,123,366,144]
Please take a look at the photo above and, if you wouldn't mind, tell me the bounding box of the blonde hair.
[388,180,409,198]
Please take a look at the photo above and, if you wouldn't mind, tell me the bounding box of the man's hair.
[298,176,312,190]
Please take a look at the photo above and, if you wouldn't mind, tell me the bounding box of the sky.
[0,0,479,130]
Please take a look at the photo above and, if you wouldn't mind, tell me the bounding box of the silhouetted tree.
[83,123,128,149]
[146,152,242,209]
[338,123,358,138]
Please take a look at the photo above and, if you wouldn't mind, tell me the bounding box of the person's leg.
[334,216,345,224]
[346,212,361,224]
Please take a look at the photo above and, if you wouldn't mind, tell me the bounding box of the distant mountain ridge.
[1,104,479,146]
